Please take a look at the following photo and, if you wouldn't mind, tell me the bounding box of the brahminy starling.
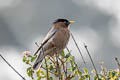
[33,19,74,70]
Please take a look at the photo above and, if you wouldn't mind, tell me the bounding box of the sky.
[0,0,120,80]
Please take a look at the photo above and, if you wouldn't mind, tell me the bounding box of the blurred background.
[0,0,120,80]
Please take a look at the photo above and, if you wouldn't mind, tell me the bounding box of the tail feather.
[33,60,43,70]
[33,51,44,70]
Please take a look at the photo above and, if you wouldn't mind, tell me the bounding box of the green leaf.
[36,69,40,77]
[79,78,84,80]
[49,65,54,70]
[26,67,33,78]
[72,66,76,71]
[31,56,37,62]
[84,74,89,78]
[23,56,26,62]
[118,72,120,76]
[71,56,75,61]
[26,60,30,64]
[65,53,71,58]
[94,76,97,80]
[40,70,45,75]
[83,68,88,74]
[67,68,72,71]
[60,50,65,58]
[50,77,53,80]
[78,71,82,76]
[27,55,32,58]
[84,74,90,80]
[112,72,116,77]
[37,76,41,80]
[75,71,78,74]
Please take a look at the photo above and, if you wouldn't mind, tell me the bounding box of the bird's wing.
[34,29,58,55]
[42,29,58,44]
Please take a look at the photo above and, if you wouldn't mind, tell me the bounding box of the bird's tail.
[33,51,45,70]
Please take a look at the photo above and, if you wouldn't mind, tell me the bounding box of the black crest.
[53,19,70,25]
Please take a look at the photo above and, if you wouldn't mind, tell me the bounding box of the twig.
[35,42,49,80]
[0,54,26,80]
[41,44,49,80]
[49,57,56,64]
[63,62,67,78]
[58,57,67,78]
[100,62,107,76]
[66,47,82,77]
[55,48,62,80]
[66,47,71,54]
[44,57,49,80]
[115,57,120,72]
[41,66,56,75]
[35,42,39,47]
[71,33,87,67]
[84,43,99,79]
[65,62,68,77]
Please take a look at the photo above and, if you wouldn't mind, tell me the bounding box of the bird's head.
[53,19,74,28]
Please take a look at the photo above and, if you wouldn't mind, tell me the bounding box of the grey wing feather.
[34,29,58,56]
[42,29,58,44]
[33,29,58,70]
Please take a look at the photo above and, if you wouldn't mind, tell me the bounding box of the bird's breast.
[51,29,70,51]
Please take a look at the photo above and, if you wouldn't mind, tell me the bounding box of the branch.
[66,47,82,77]
[35,42,49,80]
[71,33,87,67]
[0,54,26,80]
[58,57,67,78]
[41,65,56,75]
[84,43,99,79]
[42,46,49,80]
[115,57,120,72]
[55,48,62,80]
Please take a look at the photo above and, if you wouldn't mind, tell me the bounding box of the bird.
[33,19,74,70]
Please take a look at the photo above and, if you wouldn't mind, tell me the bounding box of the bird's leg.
[54,47,62,80]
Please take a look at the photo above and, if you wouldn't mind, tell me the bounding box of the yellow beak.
[69,20,75,24]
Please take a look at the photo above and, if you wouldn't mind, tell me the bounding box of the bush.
[23,50,120,80]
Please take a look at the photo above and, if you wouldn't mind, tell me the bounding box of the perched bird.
[33,19,74,70]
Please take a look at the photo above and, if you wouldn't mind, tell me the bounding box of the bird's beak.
[69,20,75,24]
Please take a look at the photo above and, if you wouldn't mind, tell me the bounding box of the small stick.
[115,57,120,72]
[66,47,82,77]
[100,62,107,76]
[58,57,67,78]
[35,42,39,47]
[55,47,62,80]
[44,57,49,80]
[66,47,71,54]
[65,62,68,77]
[35,42,49,80]
[0,54,26,80]
[49,57,56,64]
[41,45,49,80]
[71,33,87,67]
[63,62,67,78]
[41,65,56,75]
[84,43,99,79]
